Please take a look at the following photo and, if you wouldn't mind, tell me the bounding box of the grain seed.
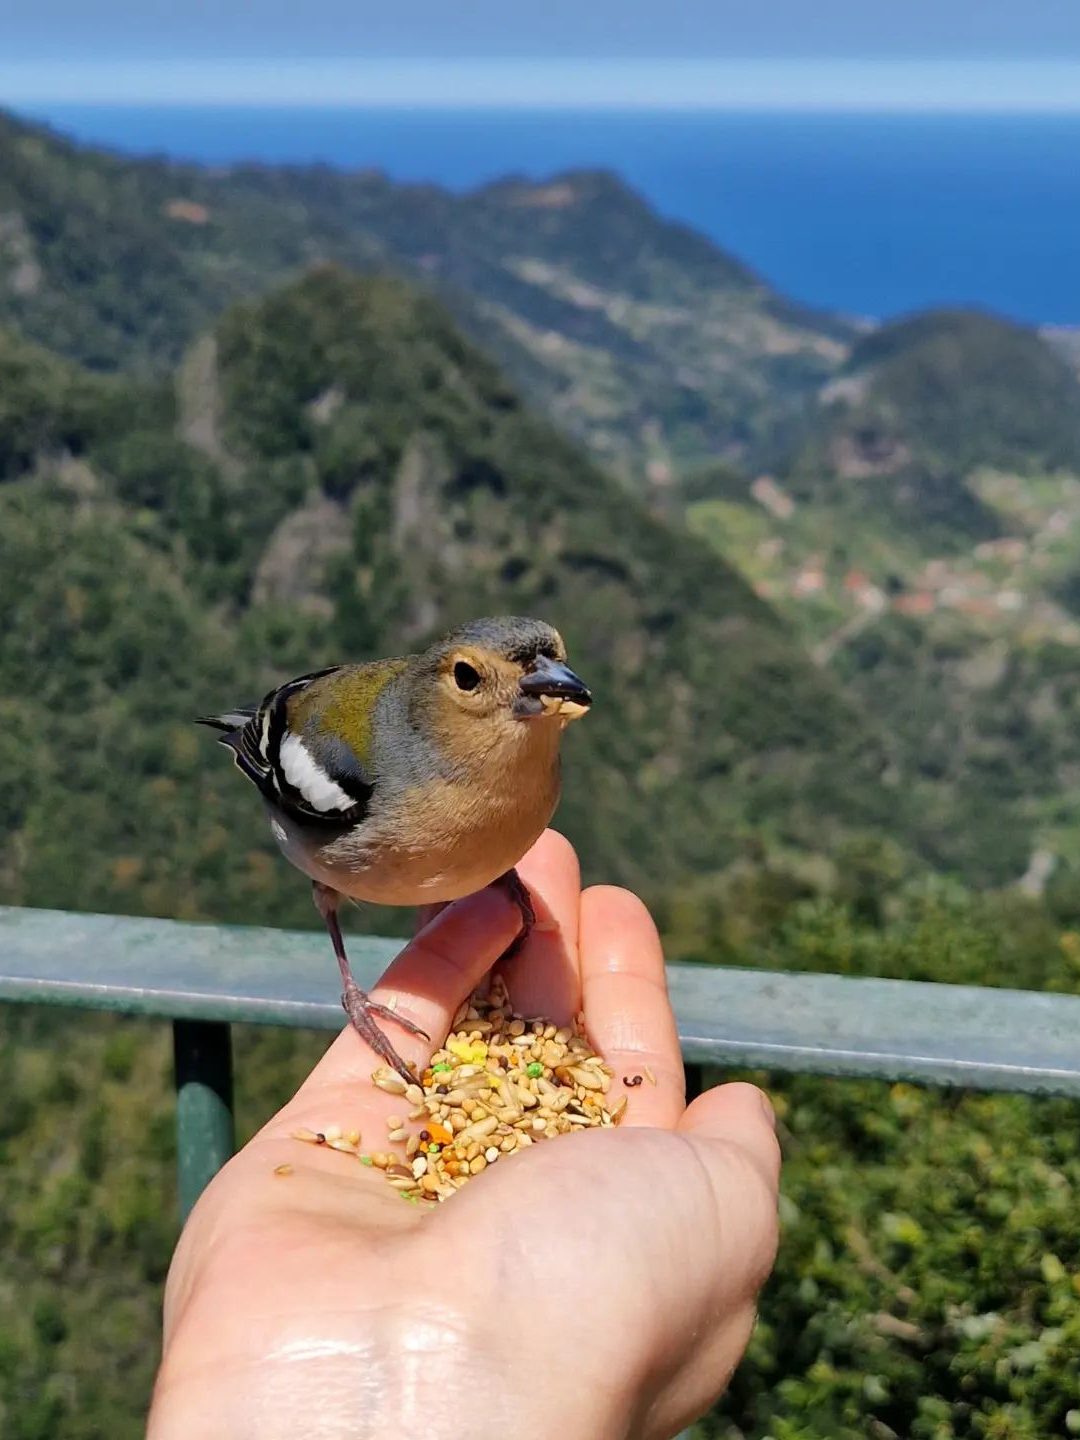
[310,981,633,1205]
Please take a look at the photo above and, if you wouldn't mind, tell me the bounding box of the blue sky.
[4,1,1080,109]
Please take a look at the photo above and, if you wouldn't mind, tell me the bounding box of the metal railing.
[5,903,1080,1219]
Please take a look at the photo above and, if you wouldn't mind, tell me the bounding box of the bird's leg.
[496,867,536,961]
[312,882,429,1082]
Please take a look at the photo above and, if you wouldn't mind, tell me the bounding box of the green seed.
[432,1062,452,1074]
[359,1154,374,1166]
[526,1062,543,1078]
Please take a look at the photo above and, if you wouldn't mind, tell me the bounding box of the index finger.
[578,885,685,1128]
[494,829,583,1025]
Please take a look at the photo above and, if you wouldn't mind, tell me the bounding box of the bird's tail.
[196,707,257,733]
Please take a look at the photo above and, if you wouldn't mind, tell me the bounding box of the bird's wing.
[199,659,413,827]
[199,665,378,827]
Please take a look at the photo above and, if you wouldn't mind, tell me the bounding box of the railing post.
[173,1019,235,1222]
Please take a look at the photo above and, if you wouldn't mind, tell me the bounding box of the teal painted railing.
[5,903,1080,1440]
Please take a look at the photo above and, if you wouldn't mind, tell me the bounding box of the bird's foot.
[496,867,535,961]
[341,981,429,1082]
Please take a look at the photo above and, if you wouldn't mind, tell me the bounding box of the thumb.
[680,1080,781,1181]
[632,1082,780,1439]
[677,1081,782,1300]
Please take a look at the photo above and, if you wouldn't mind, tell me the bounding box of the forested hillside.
[687,310,1080,883]
[0,267,897,922]
[0,108,848,483]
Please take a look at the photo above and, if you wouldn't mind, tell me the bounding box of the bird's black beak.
[514,656,592,720]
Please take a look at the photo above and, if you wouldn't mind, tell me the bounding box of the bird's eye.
[453,661,482,692]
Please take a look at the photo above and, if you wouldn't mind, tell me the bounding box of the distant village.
[743,473,1080,645]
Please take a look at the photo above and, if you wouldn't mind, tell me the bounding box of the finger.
[370,882,523,1040]
[578,886,685,1128]
[673,1082,782,1354]
[679,1081,782,1195]
[293,883,523,1094]
[414,901,447,933]
[494,829,583,1024]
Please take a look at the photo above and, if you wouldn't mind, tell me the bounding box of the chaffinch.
[199,616,591,1077]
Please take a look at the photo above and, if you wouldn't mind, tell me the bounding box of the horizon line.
[6,57,1080,113]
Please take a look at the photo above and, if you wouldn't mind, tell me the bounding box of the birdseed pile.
[290,977,627,1203]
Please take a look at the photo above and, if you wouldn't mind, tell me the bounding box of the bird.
[198,616,591,1079]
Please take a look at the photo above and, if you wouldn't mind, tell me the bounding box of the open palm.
[150,832,780,1440]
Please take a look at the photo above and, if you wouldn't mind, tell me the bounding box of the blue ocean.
[23,105,1080,327]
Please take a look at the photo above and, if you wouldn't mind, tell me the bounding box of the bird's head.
[413,616,591,761]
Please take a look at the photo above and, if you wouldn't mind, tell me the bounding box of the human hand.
[149,831,780,1440]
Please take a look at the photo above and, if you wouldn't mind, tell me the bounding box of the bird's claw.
[362,996,430,1043]
[341,981,425,1082]
[497,868,535,961]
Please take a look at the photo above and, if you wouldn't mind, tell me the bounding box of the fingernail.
[759,1089,776,1129]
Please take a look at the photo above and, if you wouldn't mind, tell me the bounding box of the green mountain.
[0,265,895,924]
[0,108,849,484]
[767,310,1080,555]
[686,310,1080,882]
[5,121,1080,1440]
[843,310,1080,475]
